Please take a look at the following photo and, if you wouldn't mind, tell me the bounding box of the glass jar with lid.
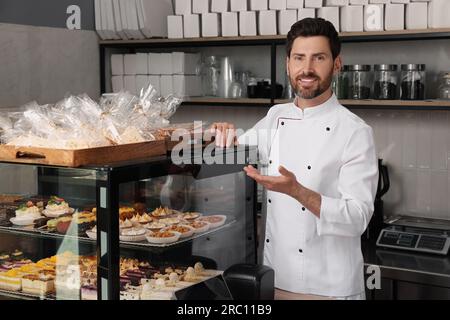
[348,65,371,99]
[373,64,398,100]
[400,64,426,100]
[200,55,221,96]
[332,65,349,99]
[438,72,450,100]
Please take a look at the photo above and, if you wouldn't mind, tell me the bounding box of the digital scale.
[376,215,450,255]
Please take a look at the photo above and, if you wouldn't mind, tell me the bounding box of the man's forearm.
[291,183,322,218]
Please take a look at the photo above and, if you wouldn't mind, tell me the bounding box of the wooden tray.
[0,140,167,167]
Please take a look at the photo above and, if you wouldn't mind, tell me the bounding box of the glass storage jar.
[200,55,221,96]
[438,72,450,100]
[348,65,371,99]
[373,64,398,100]
[332,65,349,99]
[400,64,426,100]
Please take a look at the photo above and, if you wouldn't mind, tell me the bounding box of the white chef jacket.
[238,94,378,297]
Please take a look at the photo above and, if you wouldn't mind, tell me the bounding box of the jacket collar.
[291,93,338,119]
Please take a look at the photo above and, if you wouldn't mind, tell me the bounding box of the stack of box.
[110,52,202,98]
[164,0,450,40]
[95,0,174,40]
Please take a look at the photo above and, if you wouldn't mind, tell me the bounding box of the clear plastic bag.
[0,84,183,149]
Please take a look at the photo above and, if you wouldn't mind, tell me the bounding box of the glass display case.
[0,146,257,300]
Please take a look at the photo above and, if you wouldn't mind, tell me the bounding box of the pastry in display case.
[0,146,258,300]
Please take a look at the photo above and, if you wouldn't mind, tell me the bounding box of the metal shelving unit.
[99,28,450,110]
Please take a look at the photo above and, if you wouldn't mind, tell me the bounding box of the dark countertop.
[362,240,450,288]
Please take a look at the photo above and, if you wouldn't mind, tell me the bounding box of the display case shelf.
[181,98,450,110]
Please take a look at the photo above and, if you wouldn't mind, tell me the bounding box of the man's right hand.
[210,122,238,148]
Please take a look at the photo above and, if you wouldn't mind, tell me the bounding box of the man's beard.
[289,70,333,100]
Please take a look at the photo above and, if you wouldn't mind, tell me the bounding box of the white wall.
[0,23,100,107]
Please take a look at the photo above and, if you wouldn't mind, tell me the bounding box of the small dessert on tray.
[119,227,147,242]
[179,211,202,221]
[188,220,210,234]
[163,224,195,238]
[157,217,181,225]
[145,230,181,244]
[198,215,227,228]
[42,196,74,218]
[143,221,166,231]
[150,206,176,218]
[10,201,42,225]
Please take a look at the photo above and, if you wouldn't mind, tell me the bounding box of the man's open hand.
[243,165,300,198]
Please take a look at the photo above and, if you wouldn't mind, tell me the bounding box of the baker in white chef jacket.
[211,18,378,300]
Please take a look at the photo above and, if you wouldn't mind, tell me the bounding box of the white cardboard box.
[160,75,174,97]
[298,8,316,20]
[406,2,427,30]
[391,0,410,4]
[350,0,368,4]
[184,14,201,38]
[193,0,210,14]
[159,53,173,75]
[222,12,239,36]
[211,0,229,12]
[317,7,340,31]
[136,75,150,94]
[111,75,124,92]
[259,10,277,35]
[124,54,138,75]
[175,0,192,15]
[364,4,384,31]
[369,0,389,3]
[148,75,161,94]
[269,0,287,10]
[167,15,183,39]
[172,52,201,74]
[124,75,137,94]
[304,0,323,8]
[340,5,363,32]
[148,53,161,75]
[428,0,450,28]
[202,13,221,37]
[135,53,149,75]
[287,0,304,9]
[239,11,257,36]
[111,54,124,76]
[250,0,269,11]
[385,3,405,30]
[278,10,298,35]
[325,0,348,6]
[139,0,174,38]
[230,0,247,11]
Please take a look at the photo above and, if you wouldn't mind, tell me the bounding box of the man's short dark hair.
[286,18,341,60]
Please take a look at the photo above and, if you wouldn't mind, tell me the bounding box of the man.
[211,18,378,300]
